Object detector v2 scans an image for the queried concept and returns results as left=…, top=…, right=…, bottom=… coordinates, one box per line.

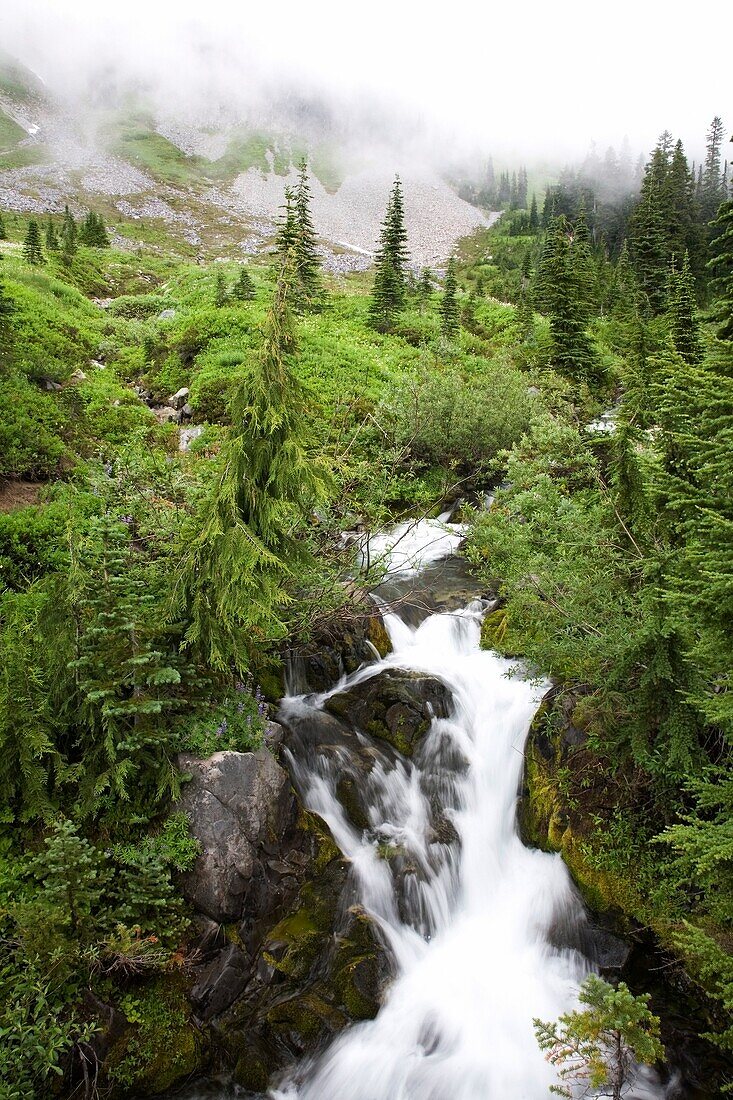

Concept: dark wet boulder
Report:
left=190, top=943, right=251, bottom=1020
left=285, top=610, right=392, bottom=693
left=325, top=668, right=452, bottom=756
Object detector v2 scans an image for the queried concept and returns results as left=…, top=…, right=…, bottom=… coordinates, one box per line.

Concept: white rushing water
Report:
left=271, top=517, right=664, bottom=1100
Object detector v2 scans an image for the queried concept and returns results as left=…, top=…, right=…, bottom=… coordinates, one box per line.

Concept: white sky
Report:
left=1, top=0, right=729, bottom=162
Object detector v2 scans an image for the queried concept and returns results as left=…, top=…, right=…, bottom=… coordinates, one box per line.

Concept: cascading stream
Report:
left=271, top=517, right=664, bottom=1100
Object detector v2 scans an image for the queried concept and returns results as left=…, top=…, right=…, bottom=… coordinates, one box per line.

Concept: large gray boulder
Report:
left=177, top=747, right=293, bottom=923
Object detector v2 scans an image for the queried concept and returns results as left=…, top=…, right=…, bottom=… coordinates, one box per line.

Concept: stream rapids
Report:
left=179, top=515, right=669, bottom=1100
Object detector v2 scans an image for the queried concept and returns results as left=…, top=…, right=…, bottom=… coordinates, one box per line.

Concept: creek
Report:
left=269, top=515, right=665, bottom=1099
left=173, top=514, right=675, bottom=1100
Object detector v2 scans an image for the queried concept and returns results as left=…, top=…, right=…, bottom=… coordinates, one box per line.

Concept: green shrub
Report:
left=380, top=355, right=535, bottom=473
left=0, top=376, right=67, bottom=479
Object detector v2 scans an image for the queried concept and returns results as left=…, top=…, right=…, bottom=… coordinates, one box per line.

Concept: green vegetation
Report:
left=534, top=975, right=664, bottom=1099
left=0, top=106, right=730, bottom=1095
left=0, top=108, right=25, bottom=150
left=465, top=118, right=733, bottom=1082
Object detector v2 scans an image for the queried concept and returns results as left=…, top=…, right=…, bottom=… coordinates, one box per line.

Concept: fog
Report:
left=1, top=0, right=728, bottom=166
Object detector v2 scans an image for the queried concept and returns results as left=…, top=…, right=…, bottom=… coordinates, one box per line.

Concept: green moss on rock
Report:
left=367, top=614, right=392, bottom=658
left=107, top=979, right=205, bottom=1095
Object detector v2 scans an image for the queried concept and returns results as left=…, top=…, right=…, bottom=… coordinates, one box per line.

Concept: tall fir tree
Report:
left=174, top=257, right=329, bottom=672
left=707, top=199, right=733, bottom=352
left=0, top=210, right=6, bottom=240
left=701, top=117, right=727, bottom=222
left=528, top=193, right=539, bottom=232
left=22, top=220, right=44, bottom=265
left=368, top=178, right=410, bottom=331
left=60, top=205, right=77, bottom=263
left=45, top=219, right=59, bottom=251
left=439, top=257, right=460, bottom=338
left=292, top=159, right=323, bottom=307
left=628, top=164, right=669, bottom=313
left=274, top=187, right=299, bottom=258
left=669, top=252, right=703, bottom=365
left=231, top=266, right=256, bottom=302
left=544, top=216, right=598, bottom=379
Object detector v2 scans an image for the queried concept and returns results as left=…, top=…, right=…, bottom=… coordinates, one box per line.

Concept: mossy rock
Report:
left=336, top=774, right=371, bottom=831
left=325, top=669, right=451, bottom=756
left=257, top=661, right=285, bottom=704
left=265, top=990, right=347, bottom=1049
left=332, top=908, right=388, bottom=1020
left=298, top=807, right=341, bottom=872
left=479, top=606, right=523, bottom=655
left=233, top=1044, right=274, bottom=1091
left=106, top=979, right=206, bottom=1096
left=367, top=613, right=392, bottom=658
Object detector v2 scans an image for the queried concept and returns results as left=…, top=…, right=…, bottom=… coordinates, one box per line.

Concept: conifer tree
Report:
left=669, top=252, right=703, bottom=365
left=534, top=975, right=663, bottom=1100
left=174, top=257, right=329, bottom=673
left=517, top=166, right=528, bottom=209
left=528, top=193, right=539, bottom=232
left=60, top=205, right=77, bottom=263
left=701, top=116, right=727, bottom=222
left=663, top=140, right=704, bottom=276
left=418, top=267, right=433, bottom=313
left=440, top=256, right=460, bottom=338
left=0, top=210, right=6, bottom=240
left=22, top=219, right=44, bottom=265
left=231, top=266, right=256, bottom=302
left=368, top=178, right=410, bottom=331
left=214, top=269, right=228, bottom=308
left=707, top=199, right=733, bottom=350
left=275, top=187, right=298, bottom=257
left=292, top=158, right=323, bottom=306
left=628, top=172, right=669, bottom=313
left=544, top=216, right=598, bottom=379
left=45, top=219, right=59, bottom=251
left=572, top=203, right=598, bottom=315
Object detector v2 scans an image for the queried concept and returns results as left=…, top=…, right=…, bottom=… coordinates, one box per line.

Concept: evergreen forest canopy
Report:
left=0, top=113, right=732, bottom=1097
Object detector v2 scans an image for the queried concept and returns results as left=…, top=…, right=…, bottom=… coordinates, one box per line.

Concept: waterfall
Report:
left=270, top=517, right=663, bottom=1100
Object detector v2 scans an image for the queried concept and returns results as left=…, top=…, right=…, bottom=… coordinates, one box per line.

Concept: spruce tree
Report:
left=440, top=256, right=460, bottom=338
left=292, top=158, right=323, bottom=306
left=214, top=269, right=228, bottom=308
left=275, top=187, right=298, bottom=256
left=174, top=257, right=329, bottom=672
left=45, top=219, right=59, bottom=251
left=0, top=211, right=6, bottom=240
left=707, top=199, right=733, bottom=350
left=78, top=211, right=110, bottom=248
left=545, top=216, right=598, bottom=379
left=22, top=220, right=44, bottom=265
left=60, top=205, right=77, bottom=263
left=669, top=252, right=703, bottom=365
left=528, top=194, right=539, bottom=232
left=628, top=172, right=669, bottom=313
left=368, top=178, right=410, bottom=331
left=517, top=166, right=528, bottom=209
left=231, top=266, right=256, bottom=302
left=385, top=176, right=410, bottom=280
left=701, top=117, right=727, bottom=222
